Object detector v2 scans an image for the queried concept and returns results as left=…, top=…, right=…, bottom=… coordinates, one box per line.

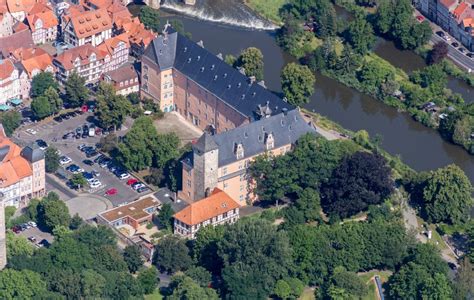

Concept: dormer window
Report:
left=265, top=132, right=274, bottom=150
left=235, top=143, right=244, bottom=160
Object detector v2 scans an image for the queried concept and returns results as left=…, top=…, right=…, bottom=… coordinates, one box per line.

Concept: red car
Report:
left=127, top=178, right=138, bottom=186
left=105, top=188, right=118, bottom=196
left=416, top=15, right=425, bottom=22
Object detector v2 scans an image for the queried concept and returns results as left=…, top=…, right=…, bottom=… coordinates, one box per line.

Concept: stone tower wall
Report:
left=192, top=149, right=218, bottom=201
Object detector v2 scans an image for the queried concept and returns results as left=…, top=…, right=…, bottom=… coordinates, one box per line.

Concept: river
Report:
left=128, top=3, right=474, bottom=182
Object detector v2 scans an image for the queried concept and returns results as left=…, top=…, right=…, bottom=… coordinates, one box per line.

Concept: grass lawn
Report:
left=359, top=270, right=392, bottom=300
left=299, top=287, right=316, bottom=300
left=244, top=0, right=288, bottom=25
left=144, top=289, right=164, bottom=300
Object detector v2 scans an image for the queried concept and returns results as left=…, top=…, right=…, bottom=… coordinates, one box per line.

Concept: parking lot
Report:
left=15, top=111, right=147, bottom=207
left=17, top=226, right=54, bottom=248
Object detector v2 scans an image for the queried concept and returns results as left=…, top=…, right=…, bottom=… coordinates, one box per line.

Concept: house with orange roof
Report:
left=62, top=7, right=112, bottom=47
left=19, top=49, right=55, bottom=78
left=5, top=0, right=45, bottom=21
left=96, top=32, right=129, bottom=72
left=173, top=188, right=241, bottom=239
left=25, top=8, right=58, bottom=44
left=53, top=43, right=105, bottom=83
left=0, top=124, right=45, bottom=207
left=0, top=5, right=14, bottom=37
left=114, top=16, right=156, bottom=56
left=0, top=58, right=30, bottom=104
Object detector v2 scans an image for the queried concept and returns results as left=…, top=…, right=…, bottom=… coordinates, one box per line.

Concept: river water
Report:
left=128, top=3, right=474, bottom=182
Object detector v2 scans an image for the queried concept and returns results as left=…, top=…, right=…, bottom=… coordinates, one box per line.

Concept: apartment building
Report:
left=0, top=58, right=30, bottom=104
left=53, top=43, right=105, bottom=83
left=141, top=27, right=293, bottom=128
left=62, top=8, right=112, bottom=47
left=102, top=63, right=139, bottom=96
left=179, top=109, right=316, bottom=206
left=0, top=125, right=45, bottom=208
left=114, top=16, right=155, bottom=56
left=25, top=8, right=58, bottom=44
left=174, top=188, right=240, bottom=239
left=12, top=47, right=55, bottom=79
left=96, top=33, right=129, bottom=73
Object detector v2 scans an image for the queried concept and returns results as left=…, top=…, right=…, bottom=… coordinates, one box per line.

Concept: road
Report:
left=431, top=33, right=474, bottom=72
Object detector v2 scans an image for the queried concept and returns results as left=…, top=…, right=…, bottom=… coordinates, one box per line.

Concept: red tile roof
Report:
left=0, top=59, right=15, bottom=80
left=96, top=32, right=129, bottom=56
left=174, top=189, right=241, bottom=226
left=26, top=9, right=57, bottom=31
left=69, top=8, right=112, bottom=39
left=0, top=134, right=32, bottom=188
left=54, top=43, right=105, bottom=70
left=0, top=29, right=34, bottom=56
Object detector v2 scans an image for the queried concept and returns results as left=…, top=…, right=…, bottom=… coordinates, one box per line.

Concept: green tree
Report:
left=31, top=72, right=59, bottom=98
left=218, top=219, right=292, bottom=299
left=156, top=203, right=173, bottom=230
left=184, top=266, right=212, bottom=287
left=274, top=279, right=292, bottom=299
left=153, top=133, right=180, bottom=168
left=65, top=72, right=89, bottom=108
left=193, top=225, right=225, bottom=274
left=224, top=54, right=237, bottom=66
left=27, top=198, right=40, bottom=221
left=154, top=235, right=193, bottom=274
left=358, top=60, right=391, bottom=92
left=96, top=82, right=132, bottom=130
left=43, top=86, right=62, bottom=114
left=38, top=194, right=71, bottom=231
left=453, top=258, right=474, bottom=300
left=70, top=173, right=87, bottom=189
left=326, top=267, right=368, bottom=299
left=168, top=275, right=219, bottom=300
left=117, top=116, right=158, bottom=171
left=410, top=64, right=447, bottom=95
left=138, top=267, right=159, bottom=294
left=139, top=6, right=161, bottom=32
left=346, top=14, right=376, bottom=55
left=428, top=41, right=449, bottom=65
left=80, top=269, right=106, bottom=298
left=0, top=111, right=21, bottom=136
left=236, top=47, right=264, bottom=81
left=69, top=213, right=84, bottom=230
left=31, top=96, right=52, bottom=120
left=321, top=151, right=394, bottom=219
left=281, top=63, right=315, bottom=106
left=123, top=245, right=143, bottom=273
left=6, top=231, right=35, bottom=259
left=45, top=147, right=60, bottom=173
left=0, top=269, right=47, bottom=300
left=422, top=164, right=473, bottom=224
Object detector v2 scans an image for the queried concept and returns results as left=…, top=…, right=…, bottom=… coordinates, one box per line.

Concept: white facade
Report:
left=31, top=19, right=58, bottom=44
left=0, top=11, right=14, bottom=37
left=174, top=208, right=239, bottom=239
left=63, top=21, right=112, bottom=47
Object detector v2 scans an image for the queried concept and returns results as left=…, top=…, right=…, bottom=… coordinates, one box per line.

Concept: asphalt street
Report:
left=431, top=34, right=474, bottom=72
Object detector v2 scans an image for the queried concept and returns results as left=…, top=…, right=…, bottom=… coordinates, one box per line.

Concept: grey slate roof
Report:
left=193, top=132, right=218, bottom=153
left=0, top=145, right=10, bottom=162
left=21, top=143, right=44, bottom=163
left=211, top=109, right=316, bottom=166
left=144, top=27, right=294, bottom=120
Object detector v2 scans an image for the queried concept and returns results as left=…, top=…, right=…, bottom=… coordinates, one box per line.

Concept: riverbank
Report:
left=242, top=0, right=286, bottom=25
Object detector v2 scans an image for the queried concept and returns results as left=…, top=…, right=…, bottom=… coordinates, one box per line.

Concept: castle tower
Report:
left=192, top=133, right=218, bottom=201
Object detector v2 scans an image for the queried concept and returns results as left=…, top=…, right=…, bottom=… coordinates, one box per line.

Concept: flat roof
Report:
left=99, top=197, right=160, bottom=223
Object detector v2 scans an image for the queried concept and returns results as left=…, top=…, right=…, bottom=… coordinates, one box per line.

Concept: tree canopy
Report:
left=31, top=72, right=59, bottom=98
left=65, top=72, right=89, bottom=108
left=281, top=63, right=315, bottom=106
left=236, top=47, right=264, bottom=81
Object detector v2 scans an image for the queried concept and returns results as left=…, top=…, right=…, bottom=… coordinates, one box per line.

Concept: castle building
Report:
left=141, top=27, right=316, bottom=206
left=140, top=27, right=293, bottom=134
left=0, top=125, right=45, bottom=208
left=179, top=109, right=316, bottom=206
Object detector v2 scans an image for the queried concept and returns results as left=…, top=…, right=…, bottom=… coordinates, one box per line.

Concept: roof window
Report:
left=187, top=58, right=192, bottom=63
left=211, top=64, right=215, bottom=70
left=223, top=73, right=227, bottom=78
left=200, top=67, right=205, bottom=72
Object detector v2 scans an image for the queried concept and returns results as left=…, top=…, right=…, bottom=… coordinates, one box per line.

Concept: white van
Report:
left=89, top=125, right=96, bottom=137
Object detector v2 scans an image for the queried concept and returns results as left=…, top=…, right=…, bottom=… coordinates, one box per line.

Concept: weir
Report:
left=160, top=0, right=278, bottom=30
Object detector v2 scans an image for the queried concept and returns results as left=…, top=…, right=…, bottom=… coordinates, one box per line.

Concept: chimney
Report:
left=237, top=67, right=246, bottom=75
left=257, top=80, right=266, bottom=88
left=282, top=108, right=288, bottom=115
left=249, top=76, right=256, bottom=84
left=217, top=53, right=223, bottom=60
left=197, top=40, right=204, bottom=48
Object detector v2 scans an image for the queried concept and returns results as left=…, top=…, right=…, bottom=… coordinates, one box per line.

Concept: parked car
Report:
left=127, top=178, right=138, bottom=185
left=54, top=116, right=63, bottom=123
left=35, top=139, right=48, bottom=150
left=83, top=159, right=94, bottom=166
left=459, top=47, right=466, bottom=53
left=91, top=170, right=100, bottom=177
left=63, top=132, right=75, bottom=139
left=59, top=156, right=72, bottom=165
left=118, top=172, right=130, bottom=180
left=436, top=30, right=445, bottom=37
left=12, top=225, right=21, bottom=233
left=26, top=128, right=37, bottom=135
left=89, top=125, right=96, bottom=137
left=28, top=236, right=37, bottom=243
left=105, top=188, right=118, bottom=196
left=67, top=164, right=84, bottom=174
left=28, top=221, right=37, bottom=227
left=132, top=182, right=145, bottom=190
left=86, top=150, right=98, bottom=158
left=467, top=52, right=474, bottom=58
left=89, top=180, right=102, bottom=188
left=416, top=15, right=424, bottom=22
left=137, top=186, right=150, bottom=193
left=451, top=42, right=459, bottom=47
